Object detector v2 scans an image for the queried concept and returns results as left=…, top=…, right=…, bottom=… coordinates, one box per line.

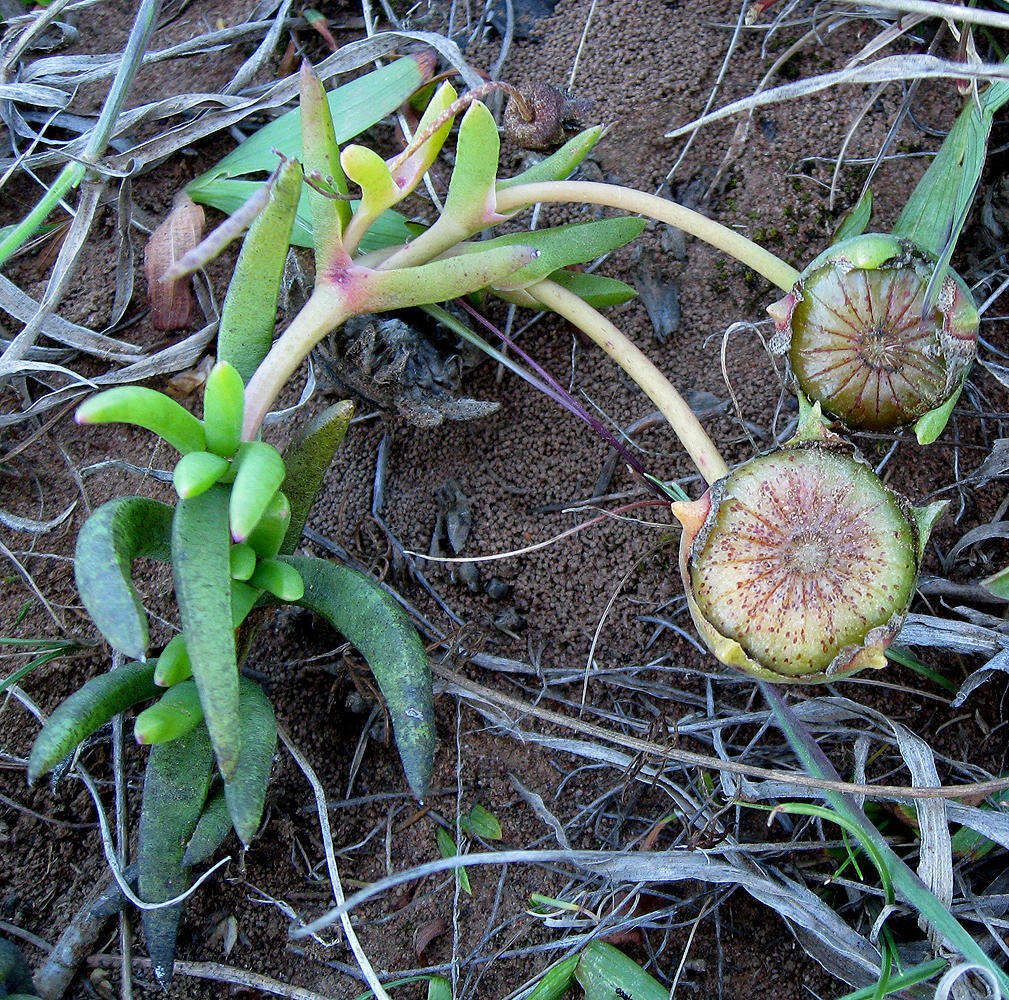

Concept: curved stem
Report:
left=242, top=287, right=348, bottom=440
left=498, top=181, right=800, bottom=292
left=529, top=279, right=730, bottom=485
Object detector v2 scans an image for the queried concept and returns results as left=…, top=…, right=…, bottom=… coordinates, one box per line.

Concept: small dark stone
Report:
left=485, top=577, right=513, bottom=600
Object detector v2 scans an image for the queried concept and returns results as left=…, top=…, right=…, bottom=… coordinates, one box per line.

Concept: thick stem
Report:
left=242, top=287, right=348, bottom=440
left=498, top=181, right=800, bottom=292
left=530, top=279, right=730, bottom=485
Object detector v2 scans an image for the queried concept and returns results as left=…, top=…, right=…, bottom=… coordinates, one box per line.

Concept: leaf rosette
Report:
left=672, top=408, right=945, bottom=683
left=768, top=234, right=979, bottom=432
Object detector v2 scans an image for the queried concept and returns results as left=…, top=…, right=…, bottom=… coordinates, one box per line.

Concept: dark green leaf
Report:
left=182, top=787, right=230, bottom=867
left=74, top=497, right=173, bottom=659
left=547, top=267, right=638, bottom=308
left=224, top=679, right=277, bottom=845
left=172, top=487, right=240, bottom=779
left=217, top=159, right=302, bottom=384
left=282, top=555, right=435, bottom=798
left=833, top=188, right=872, bottom=242
left=28, top=660, right=159, bottom=783
left=497, top=125, right=603, bottom=190
left=139, top=724, right=215, bottom=984
left=280, top=401, right=354, bottom=554
left=435, top=827, right=471, bottom=894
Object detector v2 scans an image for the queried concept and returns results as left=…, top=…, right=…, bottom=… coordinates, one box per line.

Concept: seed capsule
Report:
left=672, top=407, right=944, bottom=682
left=768, top=234, right=979, bottom=431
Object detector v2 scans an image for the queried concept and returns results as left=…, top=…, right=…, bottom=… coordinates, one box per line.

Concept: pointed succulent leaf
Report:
left=442, top=102, right=502, bottom=230
left=914, top=382, right=963, bottom=446
left=139, top=723, right=215, bottom=984
left=451, top=217, right=646, bottom=291
left=360, top=244, right=537, bottom=313
left=173, top=450, right=230, bottom=500
left=172, top=486, right=240, bottom=779
left=187, top=57, right=426, bottom=190
left=154, top=634, right=191, bottom=687
left=912, top=501, right=949, bottom=563
left=280, top=400, right=354, bottom=554
left=299, top=60, right=351, bottom=262
left=389, top=81, right=458, bottom=195
left=497, top=124, right=604, bottom=191
left=217, top=158, right=303, bottom=384
left=282, top=555, right=435, bottom=798
left=75, top=497, right=174, bottom=659
left=231, top=580, right=262, bottom=629
left=246, top=491, right=291, bottom=560
left=547, top=268, right=638, bottom=308
left=76, top=387, right=206, bottom=455
left=27, top=660, right=159, bottom=783
left=223, top=678, right=277, bottom=845
left=203, top=362, right=244, bottom=457
left=182, top=788, right=230, bottom=866
left=249, top=558, right=304, bottom=601
left=229, top=542, right=257, bottom=581
left=229, top=442, right=287, bottom=542
left=134, top=680, right=204, bottom=745
left=340, top=144, right=400, bottom=254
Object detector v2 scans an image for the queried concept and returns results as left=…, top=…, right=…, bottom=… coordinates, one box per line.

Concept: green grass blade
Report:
left=281, top=555, right=435, bottom=798
left=575, top=941, right=668, bottom=1000
left=760, top=681, right=1009, bottom=997
left=186, top=58, right=424, bottom=191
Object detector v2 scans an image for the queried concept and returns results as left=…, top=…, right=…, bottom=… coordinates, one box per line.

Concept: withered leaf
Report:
left=145, top=192, right=204, bottom=331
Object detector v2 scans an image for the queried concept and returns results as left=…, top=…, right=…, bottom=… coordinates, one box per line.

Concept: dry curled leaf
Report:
left=144, top=193, right=204, bottom=331
left=414, top=915, right=447, bottom=958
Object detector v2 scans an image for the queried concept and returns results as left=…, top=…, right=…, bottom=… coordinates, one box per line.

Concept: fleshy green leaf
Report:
left=280, top=401, right=354, bottom=554
left=172, top=486, right=240, bottom=779
left=217, top=159, right=302, bottom=384
left=524, top=956, right=579, bottom=1000
left=452, top=217, right=647, bottom=291
left=281, top=555, right=435, bottom=798
left=548, top=268, right=638, bottom=308
left=834, top=188, right=872, bottom=242
left=27, top=660, right=160, bottom=783
left=914, top=382, right=963, bottom=446
left=223, top=679, right=277, bottom=845
left=389, top=81, right=457, bottom=195
left=981, top=565, right=1009, bottom=600
left=341, top=144, right=401, bottom=253
left=361, top=244, right=536, bottom=313
left=497, top=124, right=604, bottom=190
left=462, top=803, right=502, bottom=840
left=139, top=723, right=215, bottom=984
left=299, top=60, right=351, bottom=263
left=74, top=497, right=174, bottom=659
left=182, top=788, right=230, bottom=867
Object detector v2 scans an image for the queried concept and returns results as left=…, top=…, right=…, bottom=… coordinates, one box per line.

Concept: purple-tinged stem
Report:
left=529, top=279, right=730, bottom=485
left=457, top=299, right=671, bottom=499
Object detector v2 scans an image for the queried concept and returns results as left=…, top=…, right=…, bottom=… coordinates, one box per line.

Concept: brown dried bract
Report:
left=144, top=193, right=205, bottom=331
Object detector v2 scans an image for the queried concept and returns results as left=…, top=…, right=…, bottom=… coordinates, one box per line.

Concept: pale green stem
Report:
left=498, top=181, right=800, bottom=292
left=529, top=279, right=730, bottom=485
left=242, top=287, right=348, bottom=440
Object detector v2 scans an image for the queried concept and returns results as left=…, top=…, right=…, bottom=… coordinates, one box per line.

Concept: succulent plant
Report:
left=768, top=234, right=979, bottom=433
left=671, top=406, right=945, bottom=683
